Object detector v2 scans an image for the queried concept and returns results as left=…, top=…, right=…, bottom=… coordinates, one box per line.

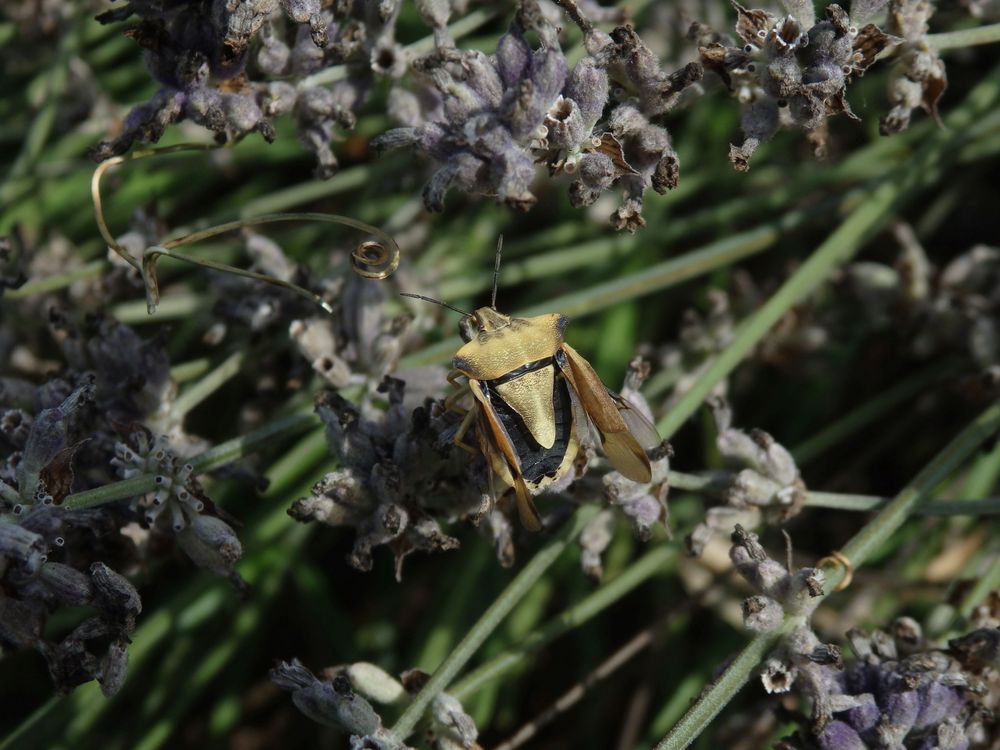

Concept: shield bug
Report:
left=403, top=242, right=662, bottom=530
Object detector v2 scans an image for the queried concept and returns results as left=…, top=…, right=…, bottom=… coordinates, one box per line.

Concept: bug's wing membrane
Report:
left=559, top=344, right=655, bottom=484
left=610, top=392, right=663, bottom=451
left=469, top=380, right=543, bottom=531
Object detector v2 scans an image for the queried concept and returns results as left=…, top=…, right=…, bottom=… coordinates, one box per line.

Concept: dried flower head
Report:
left=687, top=399, right=805, bottom=555
left=880, top=0, right=947, bottom=134
left=699, top=0, right=896, bottom=170
left=373, top=0, right=700, bottom=230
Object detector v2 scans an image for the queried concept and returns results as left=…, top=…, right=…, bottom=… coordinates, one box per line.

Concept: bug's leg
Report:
left=445, top=369, right=471, bottom=414
left=452, top=408, right=479, bottom=455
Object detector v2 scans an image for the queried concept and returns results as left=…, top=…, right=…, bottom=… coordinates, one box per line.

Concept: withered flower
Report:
left=698, top=0, right=895, bottom=170
left=880, top=0, right=947, bottom=134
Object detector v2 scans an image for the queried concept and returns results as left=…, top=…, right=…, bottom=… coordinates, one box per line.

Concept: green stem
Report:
left=792, top=362, right=957, bottom=464
left=170, top=350, right=246, bottom=420
left=62, top=412, right=320, bottom=509
left=655, top=397, right=1000, bottom=750
left=929, top=22, right=1000, bottom=51
left=1, top=479, right=21, bottom=505
left=450, top=543, right=677, bottom=701
left=3, top=261, right=106, bottom=299
left=169, top=358, right=212, bottom=383
left=400, top=193, right=843, bottom=369
left=805, top=492, right=1000, bottom=515
left=0, top=16, right=81, bottom=208
left=111, top=294, right=206, bottom=325
left=654, top=62, right=1000, bottom=442
left=667, top=470, right=1000, bottom=515
left=833, top=399, right=1000, bottom=585
left=956, top=547, right=1000, bottom=622
left=389, top=505, right=599, bottom=742
left=655, top=180, right=901, bottom=440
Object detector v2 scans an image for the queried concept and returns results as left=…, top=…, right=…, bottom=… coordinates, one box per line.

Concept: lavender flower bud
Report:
left=271, top=659, right=383, bottom=734
left=0, top=520, right=47, bottom=573
left=816, top=720, right=867, bottom=750
left=844, top=691, right=880, bottom=733
left=39, top=562, right=94, bottom=607
left=544, top=96, right=585, bottom=150
left=743, top=595, right=785, bottom=632
left=922, top=719, right=969, bottom=750
left=16, top=383, right=94, bottom=502
left=430, top=692, right=478, bottom=748
left=89, top=562, right=141, bottom=632
left=913, top=679, right=965, bottom=730
left=416, top=0, right=451, bottom=31
left=99, top=639, right=130, bottom=697
left=892, top=616, right=923, bottom=654
left=1, top=409, right=32, bottom=449
left=280, top=0, right=327, bottom=47
left=371, top=127, right=420, bottom=157
left=423, top=153, right=485, bottom=212
left=493, top=27, right=531, bottom=89
left=729, top=525, right=787, bottom=594
left=346, top=663, right=407, bottom=705
left=579, top=152, right=616, bottom=189
left=729, top=468, right=784, bottom=508
left=877, top=678, right=920, bottom=745
left=258, top=26, right=291, bottom=76
left=565, top=57, right=609, bottom=129
left=505, top=48, right=567, bottom=141
left=580, top=509, right=615, bottom=580
left=262, top=81, right=298, bottom=117
left=176, top=514, right=243, bottom=581
left=782, top=567, right=826, bottom=613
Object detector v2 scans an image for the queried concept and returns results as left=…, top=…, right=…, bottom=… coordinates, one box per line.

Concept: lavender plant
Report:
left=2, top=1, right=1000, bottom=749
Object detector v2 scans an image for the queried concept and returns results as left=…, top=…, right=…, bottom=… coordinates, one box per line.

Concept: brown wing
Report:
left=512, top=474, right=542, bottom=531
left=469, top=380, right=543, bottom=531
left=558, top=344, right=654, bottom=484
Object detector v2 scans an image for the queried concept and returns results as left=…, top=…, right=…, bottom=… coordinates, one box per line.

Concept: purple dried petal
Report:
left=913, top=680, right=965, bottom=730
left=844, top=692, right=880, bottom=734
left=496, top=28, right=532, bottom=89
left=816, top=719, right=867, bottom=750
left=565, top=56, right=609, bottom=130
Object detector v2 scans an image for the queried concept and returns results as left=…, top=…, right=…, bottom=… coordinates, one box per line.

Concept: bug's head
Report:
left=459, top=306, right=512, bottom=342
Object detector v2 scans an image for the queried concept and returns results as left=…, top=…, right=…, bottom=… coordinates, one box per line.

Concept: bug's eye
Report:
left=459, top=316, right=476, bottom=342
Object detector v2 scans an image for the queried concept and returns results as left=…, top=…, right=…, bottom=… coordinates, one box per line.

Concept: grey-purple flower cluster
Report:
left=374, top=0, right=701, bottom=230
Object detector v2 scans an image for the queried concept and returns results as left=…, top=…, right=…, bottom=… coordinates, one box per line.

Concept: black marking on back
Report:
left=482, top=367, right=574, bottom=485
left=491, top=356, right=553, bottom=386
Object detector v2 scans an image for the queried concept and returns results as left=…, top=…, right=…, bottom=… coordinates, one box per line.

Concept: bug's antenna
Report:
left=490, top=235, right=503, bottom=310
left=400, top=292, right=472, bottom=316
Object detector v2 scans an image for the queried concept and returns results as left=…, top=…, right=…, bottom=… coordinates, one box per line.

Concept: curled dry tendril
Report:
left=92, top=143, right=401, bottom=315
left=351, top=240, right=400, bottom=280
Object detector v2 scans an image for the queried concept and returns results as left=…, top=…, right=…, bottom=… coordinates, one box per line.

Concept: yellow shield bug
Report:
left=403, top=241, right=662, bottom=531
